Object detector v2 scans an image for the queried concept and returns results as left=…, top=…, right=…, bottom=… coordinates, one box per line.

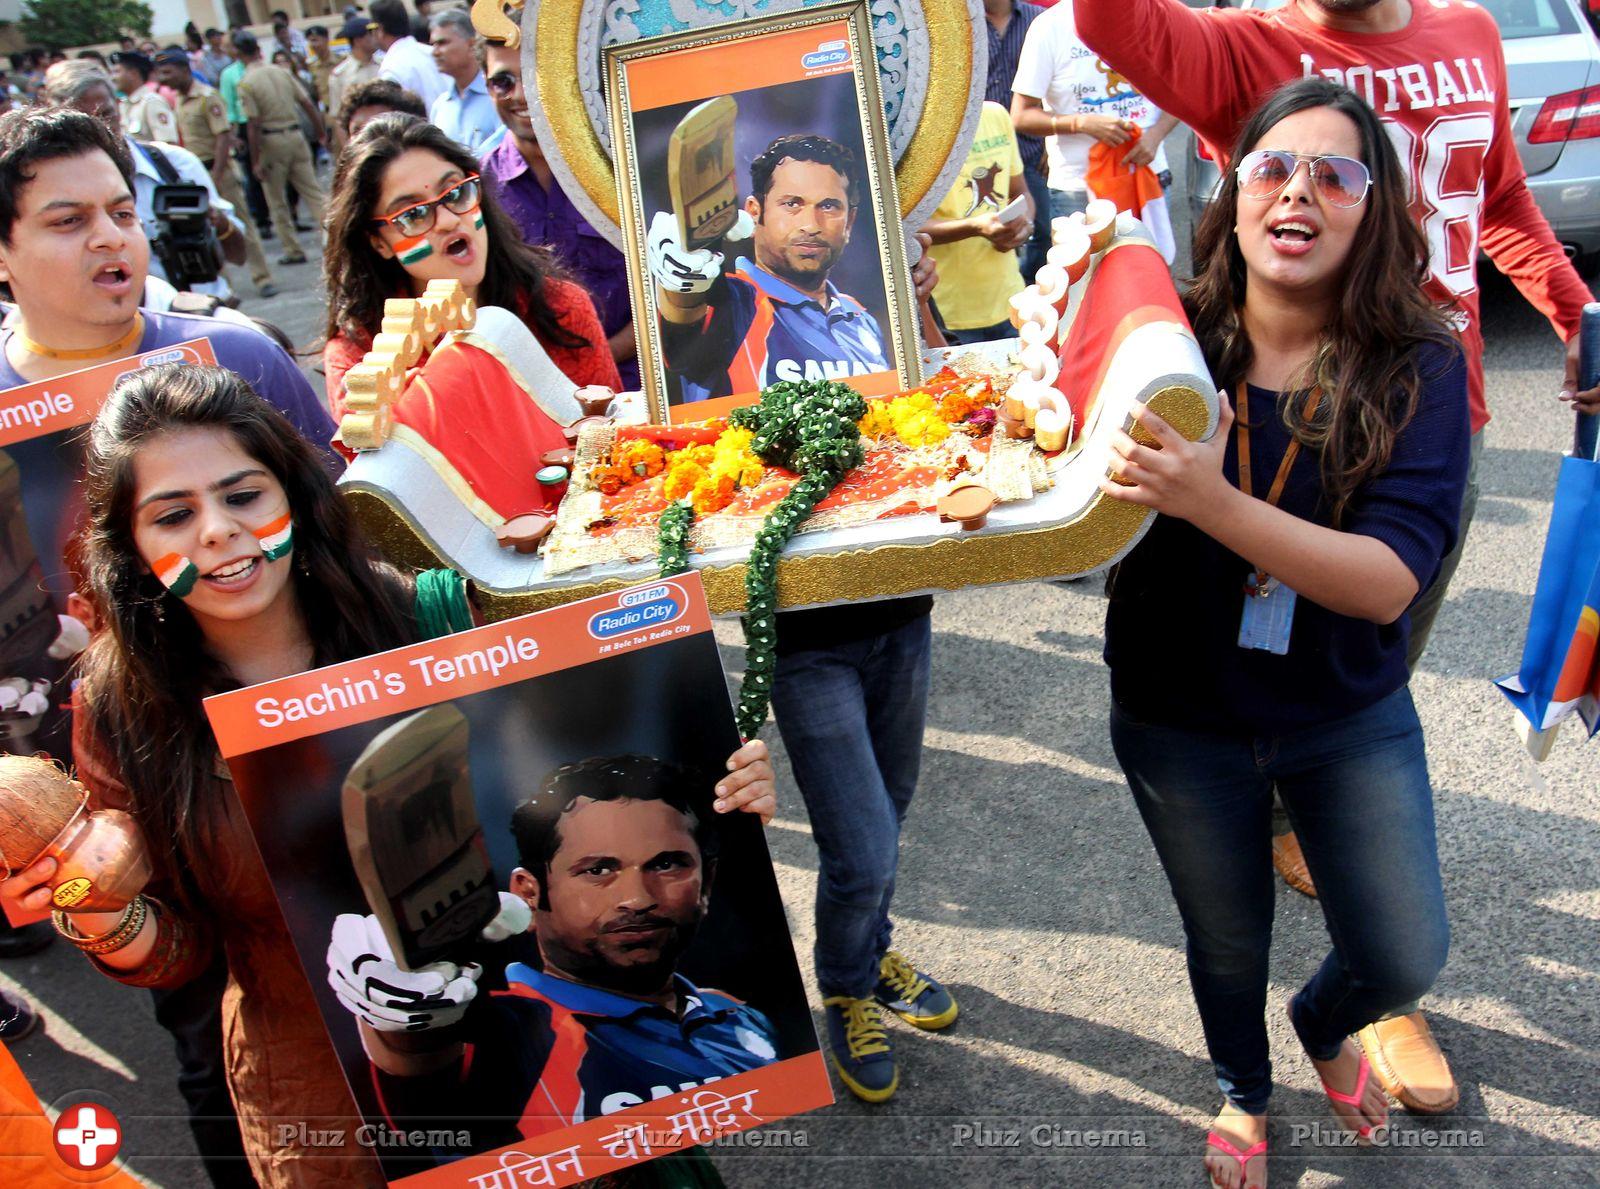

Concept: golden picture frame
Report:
left=512, top=0, right=980, bottom=236
left=603, top=1, right=923, bottom=423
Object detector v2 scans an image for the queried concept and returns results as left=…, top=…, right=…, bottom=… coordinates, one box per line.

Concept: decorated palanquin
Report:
left=540, top=368, right=1049, bottom=579
left=337, top=207, right=1220, bottom=619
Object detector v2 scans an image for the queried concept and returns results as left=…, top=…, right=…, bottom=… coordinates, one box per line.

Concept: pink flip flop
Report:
left=1319, top=1049, right=1380, bottom=1139
left=1207, top=1131, right=1267, bottom=1188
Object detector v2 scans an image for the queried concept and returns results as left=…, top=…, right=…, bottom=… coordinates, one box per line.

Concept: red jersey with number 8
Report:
left=1078, top=0, right=1594, bottom=431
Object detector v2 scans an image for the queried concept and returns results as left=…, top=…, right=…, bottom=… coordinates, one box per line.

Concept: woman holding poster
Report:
left=0, top=365, right=775, bottom=1188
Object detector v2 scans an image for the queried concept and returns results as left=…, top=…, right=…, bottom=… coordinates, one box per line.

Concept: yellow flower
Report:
left=663, top=460, right=707, bottom=501
left=706, top=425, right=765, bottom=489
left=859, top=402, right=895, bottom=440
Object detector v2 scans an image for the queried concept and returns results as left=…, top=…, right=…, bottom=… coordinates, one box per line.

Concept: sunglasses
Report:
left=485, top=71, right=518, bottom=98
left=1235, top=150, right=1371, bottom=208
left=372, top=175, right=482, bottom=238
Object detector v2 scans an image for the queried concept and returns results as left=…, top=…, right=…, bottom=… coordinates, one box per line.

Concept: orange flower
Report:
left=686, top=472, right=738, bottom=515
left=617, top=439, right=667, bottom=477
left=590, top=464, right=631, bottom=496
left=939, top=390, right=985, bottom=423
left=663, top=460, right=707, bottom=501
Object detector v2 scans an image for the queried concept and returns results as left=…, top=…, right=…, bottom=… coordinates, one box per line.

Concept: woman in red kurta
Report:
left=321, top=115, right=620, bottom=418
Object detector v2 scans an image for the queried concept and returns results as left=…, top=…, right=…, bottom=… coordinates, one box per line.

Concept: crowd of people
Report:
left=0, top=1, right=1596, bottom=1188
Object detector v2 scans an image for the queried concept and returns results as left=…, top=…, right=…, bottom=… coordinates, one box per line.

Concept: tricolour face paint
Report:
left=395, top=233, right=433, bottom=265
left=154, top=553, right=199, bottom=598
left=253, top=513, right=294, bottom=561
left=472, top=210, right=484, bottom=230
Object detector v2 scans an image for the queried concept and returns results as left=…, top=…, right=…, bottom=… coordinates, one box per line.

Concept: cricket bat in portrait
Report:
left=668, top=95, right=740, bottom=252
left=341, top=705, right=501, bottom=971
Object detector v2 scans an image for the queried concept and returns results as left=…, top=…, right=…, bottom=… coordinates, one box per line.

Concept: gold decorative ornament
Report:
left=510, top=0, right=980, bottom=232
left=338, top=280, right=475, bottom=452
left=471, top=0, right=525, bottom=49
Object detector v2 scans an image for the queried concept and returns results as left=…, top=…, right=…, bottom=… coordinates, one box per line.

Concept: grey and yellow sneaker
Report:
left=874, top=950, right=958, bottom=1030
left=824, top=995, right=898, bottom=1102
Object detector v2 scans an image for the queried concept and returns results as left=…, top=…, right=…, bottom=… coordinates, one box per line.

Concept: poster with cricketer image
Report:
left=607, top=1, right=919, bottom=422
left=203, top=573, right=830, bottom=1188
left=0, top=340, right=217, bottom=925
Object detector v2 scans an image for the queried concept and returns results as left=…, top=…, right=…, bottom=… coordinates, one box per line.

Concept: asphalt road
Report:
left=4, top=135, right=1599, bottom=1187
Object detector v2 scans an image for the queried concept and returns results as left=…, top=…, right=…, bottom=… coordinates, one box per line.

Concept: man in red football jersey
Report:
left=1079, top=0, right=1597, bottom=1128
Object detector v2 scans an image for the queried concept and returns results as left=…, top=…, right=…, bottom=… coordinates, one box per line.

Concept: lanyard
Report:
left=1236, top=382, right=1321, bottom=594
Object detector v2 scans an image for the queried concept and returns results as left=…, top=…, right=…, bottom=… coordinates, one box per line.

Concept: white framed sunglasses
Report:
left=1235, top=150, right=1372, bottom=208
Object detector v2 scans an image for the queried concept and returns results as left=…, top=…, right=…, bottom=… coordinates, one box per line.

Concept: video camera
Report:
left=149, top=183, right=225, bottom=293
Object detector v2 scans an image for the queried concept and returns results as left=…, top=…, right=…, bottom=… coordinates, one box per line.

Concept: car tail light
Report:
left=1528, top=86, right=1600, bottom=144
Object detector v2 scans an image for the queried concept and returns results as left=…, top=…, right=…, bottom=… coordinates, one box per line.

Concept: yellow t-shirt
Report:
left=929, top=102, right=1026, bottom=332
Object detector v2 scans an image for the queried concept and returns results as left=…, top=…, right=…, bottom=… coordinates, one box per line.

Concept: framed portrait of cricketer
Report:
left=203, top=574, right=830, bottom=1189
left=0, top=340, right=217, bottom=926
left=605, top=0, right=921, bottom=422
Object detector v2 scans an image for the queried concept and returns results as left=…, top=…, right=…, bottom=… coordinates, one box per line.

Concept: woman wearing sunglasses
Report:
left=321, top=115, right=620, bottom=417
left=1099, top=77, right=1469, bottom=1189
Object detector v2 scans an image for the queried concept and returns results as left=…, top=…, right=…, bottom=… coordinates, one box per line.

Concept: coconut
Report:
left=0, top=753, right=87, bottom=876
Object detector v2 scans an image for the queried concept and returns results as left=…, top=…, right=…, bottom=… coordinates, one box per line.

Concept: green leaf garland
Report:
left=657, top=499, right=695, bottom=578
left=730, top=380, right=866, bottom=736
left=653, top=378, right=867, bottom=737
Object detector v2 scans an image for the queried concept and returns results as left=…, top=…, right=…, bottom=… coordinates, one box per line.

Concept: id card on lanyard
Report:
left=1236, top=383, right=1320, bottom=656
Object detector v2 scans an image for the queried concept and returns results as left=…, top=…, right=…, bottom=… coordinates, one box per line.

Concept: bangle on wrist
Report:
left=54, top=895, right=148, bottom=955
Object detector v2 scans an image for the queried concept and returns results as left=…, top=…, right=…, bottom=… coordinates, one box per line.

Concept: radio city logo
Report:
left=115, top=344, right=208, bottom=386
left=52, top=1101, right=123, bottom=1171
left=802, top=39, right=850, bottom=70
left=588, top=581, right=689, bottom=640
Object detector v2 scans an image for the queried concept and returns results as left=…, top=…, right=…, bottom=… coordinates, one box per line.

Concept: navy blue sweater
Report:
left=1104, top=340, right=1470, bottom=735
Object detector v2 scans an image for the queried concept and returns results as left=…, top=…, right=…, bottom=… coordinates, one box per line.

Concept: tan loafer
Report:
left=1271, top=831, right=1318, bottom=898
left=1357, top=1012, right=1460, bottom=1114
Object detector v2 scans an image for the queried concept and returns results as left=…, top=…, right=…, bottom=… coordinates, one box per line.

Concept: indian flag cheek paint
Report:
left=154, top=553, right=199, bottom=598
left=253, top=513, right=294, bottom=562
left=396, top=233, right=433, bottom=265
left=472, top=210, right=484, bottom=230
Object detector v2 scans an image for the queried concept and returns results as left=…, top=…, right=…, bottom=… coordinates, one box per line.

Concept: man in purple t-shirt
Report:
left=477, top=41, right=638, bottom=390
left=0, top=106, right=333, bottom=449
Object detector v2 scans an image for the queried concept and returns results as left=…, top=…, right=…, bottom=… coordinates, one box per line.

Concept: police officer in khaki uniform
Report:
left=110, top=51, right=178, bottom=144
left=328, top=16, right=382, bottom=152
left=306, top=25, right=336, bottom=110
left=233, top=31, right=326, bottom=265
left=154, top=49, right=278, bottom=298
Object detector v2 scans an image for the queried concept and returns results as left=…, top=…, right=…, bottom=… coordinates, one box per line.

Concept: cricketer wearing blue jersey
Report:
left=370, top=962, right=778, bottom=1146
left=332, top=755, right=781, bottom=1145
left=648, top=133, right=891, bottom=404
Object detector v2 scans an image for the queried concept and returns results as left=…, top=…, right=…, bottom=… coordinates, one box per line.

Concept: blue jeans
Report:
left=1048, top=187, right=1089, bottom=223
left=770, top=614, right=932, bottom=999
left=1110, top=686, right=1449, bottom=1113
left=1020, top=160, right=1052, bottom=283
